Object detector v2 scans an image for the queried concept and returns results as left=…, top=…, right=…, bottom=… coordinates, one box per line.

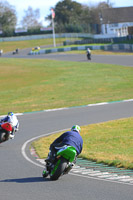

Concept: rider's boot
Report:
left=42, top=170, right=49, bottom=178
left=10, top=132, right=15, bottom=139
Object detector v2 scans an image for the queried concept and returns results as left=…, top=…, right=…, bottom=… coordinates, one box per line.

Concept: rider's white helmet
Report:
left=71, top=125, right=81, bottom=133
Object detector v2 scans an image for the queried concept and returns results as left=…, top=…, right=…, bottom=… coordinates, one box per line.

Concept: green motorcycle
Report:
left=42, top=145, right=77, bottom=180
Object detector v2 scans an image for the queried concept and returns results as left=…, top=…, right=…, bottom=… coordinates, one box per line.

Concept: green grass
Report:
left=81, top=117, right=133, bottom=169
left=0, top=58, right=133, bottom=114
left=58, top=49, right=133, bottom=55
left=1, top=38, right=133, bottom=56
left=32, top=117, right=133, bottom=169
left=0, top=38, right=67, bottom=53
left=0, top=37, right=86, bottom=53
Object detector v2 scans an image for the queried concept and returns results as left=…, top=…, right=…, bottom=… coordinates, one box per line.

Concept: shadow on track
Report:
left=0, top=177, right=50, bottom=183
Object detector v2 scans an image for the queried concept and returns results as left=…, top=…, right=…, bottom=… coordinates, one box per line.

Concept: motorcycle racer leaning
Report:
left=46, top=125, right=83, bottom=163
left=0, top=112, right=19, bottom=139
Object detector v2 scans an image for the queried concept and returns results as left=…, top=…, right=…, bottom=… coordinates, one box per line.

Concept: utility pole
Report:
left=51, top=8, right=56, bottom=47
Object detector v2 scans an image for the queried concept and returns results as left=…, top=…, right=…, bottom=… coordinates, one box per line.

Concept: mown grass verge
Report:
left=32, top=117, right=133, bottom=169
left=0, top=38, right=65, bottom=53
left=0, top=58, right=133, bottom=114
left=1, top=38, right=133, bottom=55
left=61, top=49, right=133, bottom=55
left=0, top=38, right=80, bottom=53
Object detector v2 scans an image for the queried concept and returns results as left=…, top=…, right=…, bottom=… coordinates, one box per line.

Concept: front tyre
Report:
left=50, top=157, right=67, bottom=180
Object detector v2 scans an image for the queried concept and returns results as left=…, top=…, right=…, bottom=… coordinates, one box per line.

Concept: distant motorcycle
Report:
left=42, top=145, right=77, bottom=180
left=0, top=122, right=13, bottom=143
left=87, top=52, right=91, bottom=60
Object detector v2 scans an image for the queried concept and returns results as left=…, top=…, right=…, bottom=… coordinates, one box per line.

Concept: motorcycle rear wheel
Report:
left=0, top=131, right=9, bottom=143
left=87, top=55, right=91, bottom=60
left=50, top=157, right=67, bottom=180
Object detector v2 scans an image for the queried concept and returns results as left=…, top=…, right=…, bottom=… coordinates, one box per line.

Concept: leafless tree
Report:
left=21, top=6, right=42, bottom=29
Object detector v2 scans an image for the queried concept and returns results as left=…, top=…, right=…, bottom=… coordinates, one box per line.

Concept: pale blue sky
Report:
left=3, top=0, right=133, bottom=27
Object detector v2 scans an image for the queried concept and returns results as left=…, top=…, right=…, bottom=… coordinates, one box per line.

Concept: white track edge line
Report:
left=21, top=129, right=67, bottom=168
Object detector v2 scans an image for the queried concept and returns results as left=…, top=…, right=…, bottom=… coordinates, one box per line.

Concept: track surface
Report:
left=0, top=51, right=133, bottom=200
left=3, top=49, right=133, bottom=67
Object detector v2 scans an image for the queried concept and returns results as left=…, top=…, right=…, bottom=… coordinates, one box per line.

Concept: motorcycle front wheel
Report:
left=50, top=157, right=67, bottom=180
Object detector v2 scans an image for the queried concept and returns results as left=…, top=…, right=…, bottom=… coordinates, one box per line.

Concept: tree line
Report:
left=0, top=0, right=112, bottom=37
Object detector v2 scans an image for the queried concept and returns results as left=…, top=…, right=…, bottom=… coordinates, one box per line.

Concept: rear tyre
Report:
left=0, top=131, right=9, bottom=143
left=50, top=158, right=67, bottom=180
left=87, top=54, right=91, bottom=60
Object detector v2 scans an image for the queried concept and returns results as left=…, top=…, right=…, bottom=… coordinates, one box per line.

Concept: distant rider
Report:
left=46, top=125, right=83, bottom=162
left=86, top=48, right=91, bottom=60
left=0, top=112, right=19, bottom=139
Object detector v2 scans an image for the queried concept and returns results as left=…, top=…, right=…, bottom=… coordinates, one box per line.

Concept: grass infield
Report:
left=0, top=38, right=65, bottom=53
left=1, top=38, right=133, bottom=55
left=0, top=58, right=132, bottom=114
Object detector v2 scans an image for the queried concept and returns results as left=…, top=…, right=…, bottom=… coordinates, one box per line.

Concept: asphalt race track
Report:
left=0, top=50, right=133, bottom=200
left=3, top=49, right=133, bottom=67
